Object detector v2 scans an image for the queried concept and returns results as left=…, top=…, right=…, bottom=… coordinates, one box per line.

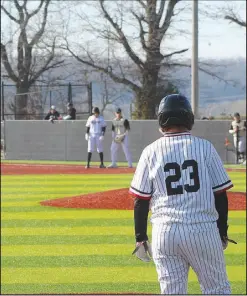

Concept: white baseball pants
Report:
left=152, top=222, right=231, bottom=295
left=110, top=135, right=132, bottom=166
left=233, top=136, right=246, bottom=153
left=88, top=134, right=103, bottom=153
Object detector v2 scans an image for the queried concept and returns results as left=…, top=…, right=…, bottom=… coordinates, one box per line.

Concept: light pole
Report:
left=192, top=0, right=199, bottom=119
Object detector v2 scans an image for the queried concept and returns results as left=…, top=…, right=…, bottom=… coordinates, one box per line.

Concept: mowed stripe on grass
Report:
left=2, top=243, right=246, bottom=257
left=2, top=266, right=246, bottom=284
left=2, top=253, right=245, bottom=268
left=1, top=170, right=246, bottom=294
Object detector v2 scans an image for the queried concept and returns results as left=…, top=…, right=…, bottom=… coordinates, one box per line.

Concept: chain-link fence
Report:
left=0, top=82, right=92, bottom=120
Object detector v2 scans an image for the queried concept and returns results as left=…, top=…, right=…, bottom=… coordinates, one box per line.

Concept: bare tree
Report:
left=224, top=6, right=246, bottom=28
left=95, top=77, right=131, bottom=116
left=63, top=0, right=191, bottom=119
left=1, top=0, right=64, bottom=119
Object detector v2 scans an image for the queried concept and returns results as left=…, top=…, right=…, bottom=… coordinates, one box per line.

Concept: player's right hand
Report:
left=132, top=241, right=152, bottom=262
left=85, top=134, right=89, bottom=141
left=221, top=236, right=237, bottom=251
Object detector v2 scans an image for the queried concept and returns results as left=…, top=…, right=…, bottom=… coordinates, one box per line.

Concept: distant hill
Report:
left=1, top=57, right=246, bottom=119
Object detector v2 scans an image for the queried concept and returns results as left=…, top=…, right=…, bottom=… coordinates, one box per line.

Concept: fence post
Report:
left=49, top=90, right=52, bottom=107
left=1, top=81, right=4, bottom=121
left=87, top=82, right=93, bottom=114
left=14, top=93, right=16, bottom=120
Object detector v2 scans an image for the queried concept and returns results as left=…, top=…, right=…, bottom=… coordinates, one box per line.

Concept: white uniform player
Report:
left=229, top=112, right=246, bottom=163
left=129, top=94, right=237, bottom=295
left=85, top=107, right=106, bottom=168
left=108, top=108, right=132, bottom=168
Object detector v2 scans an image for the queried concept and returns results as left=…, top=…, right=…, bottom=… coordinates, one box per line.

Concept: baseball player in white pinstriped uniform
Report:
left=129, top=94, right=237, bottom=295
left=85, top=107, right=106, bottom=168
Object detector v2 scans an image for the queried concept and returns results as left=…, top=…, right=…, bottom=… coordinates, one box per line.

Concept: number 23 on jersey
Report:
left=164, top=160, right=200, bottom=196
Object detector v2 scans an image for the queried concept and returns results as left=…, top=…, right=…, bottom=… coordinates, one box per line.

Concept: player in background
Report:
left=129, top=94, right=237, bottom=295
left=108, top=108, right=132, bottom=168
left=63, top=102, right=76, bottom=120
left=229, top=112, right=246, bottom=163
left=44, top=105, right=61, bottom=123
left=85, top=107, right=106, bottom=168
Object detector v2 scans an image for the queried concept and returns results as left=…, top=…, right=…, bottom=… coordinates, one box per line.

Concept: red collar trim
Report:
left=163, top=131, right=191, bottom=137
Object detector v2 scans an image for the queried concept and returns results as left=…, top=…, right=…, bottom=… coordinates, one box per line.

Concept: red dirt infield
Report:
left=1, top=163, right=246, bottom=175
left=1, top=163, right=135, bottom=175
left=40, top=188, right=246, bottom=211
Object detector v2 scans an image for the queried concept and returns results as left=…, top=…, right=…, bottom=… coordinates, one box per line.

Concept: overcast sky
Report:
left=1, top=0, right=246, bottom=60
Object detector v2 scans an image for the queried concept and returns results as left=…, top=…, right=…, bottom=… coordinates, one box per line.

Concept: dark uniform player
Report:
left=129, top=94, right=237, bottom=294
left=44, top=105, right=60, bottom=123
left=63, top=103, right=76, bottom=120
left=229, top=112, right=246, bottom=163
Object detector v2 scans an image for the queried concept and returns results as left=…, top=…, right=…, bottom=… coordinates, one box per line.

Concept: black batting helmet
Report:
left=92, top=107, right=100, bottom=114
left=158, top=94, right=194, bottom=130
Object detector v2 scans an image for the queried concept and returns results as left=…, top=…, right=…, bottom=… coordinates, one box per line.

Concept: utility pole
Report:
left=192, top=0, right=199, bottom=118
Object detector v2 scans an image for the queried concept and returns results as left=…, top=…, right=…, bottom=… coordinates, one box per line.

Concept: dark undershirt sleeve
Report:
left=134, top=198, right=150, bottom=242
left=214, top=190, right=228, bottom=238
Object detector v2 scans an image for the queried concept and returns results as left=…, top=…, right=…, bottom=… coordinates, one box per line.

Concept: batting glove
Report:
left=219, top=226, right=237, bottom=251
left=85, top=134, right=89, bottom=141
left=221, top=236, right=237, bottom=251
left=132, top=241, right=152, bottom=262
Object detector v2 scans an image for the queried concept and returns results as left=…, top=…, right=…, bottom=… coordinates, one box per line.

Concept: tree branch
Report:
left=28, top=38, right=62, bottom=86
left=157, top=0, right=166, bottom=24
left=160, top=0, right=179, bottom=34
left=137, top=0, right=147, bottom=10
left=29, top=0, right=50, bottom=48
left=1, top=5, right=20, bottom=24
left=99, top=0, right=144, bottom=70
left=162, top=61, right=236, bottom=85
left=27, top=0, right=45, bottom=19
left=1, top=43, right=18, bottom=82
left=162, top=48, right=188, bottom=59
left=13, top=0, right=22, bottom=11
left=225, top=15, right=246, bottom=27
left=131, top=11, right=148, bottom=51
left=64, top=43, right=140, bottom=92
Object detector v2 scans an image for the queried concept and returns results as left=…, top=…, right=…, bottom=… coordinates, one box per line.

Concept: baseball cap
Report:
left=116, top=108, right=122, bottom=113
left=234, top=112, right=240, bottom=117
left=51, top=105, right=56, bottom=110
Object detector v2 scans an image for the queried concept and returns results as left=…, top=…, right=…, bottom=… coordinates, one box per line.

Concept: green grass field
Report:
left=1, top=163, right=246, bottom=294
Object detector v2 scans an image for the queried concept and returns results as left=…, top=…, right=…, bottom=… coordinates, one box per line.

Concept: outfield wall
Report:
left=2, top=120, right=236, bottom=163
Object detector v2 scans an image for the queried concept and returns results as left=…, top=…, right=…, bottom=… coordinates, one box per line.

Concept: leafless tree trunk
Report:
left=64, top=0, right=190, bottom=119
left=1, top=0, right=64, bottom=119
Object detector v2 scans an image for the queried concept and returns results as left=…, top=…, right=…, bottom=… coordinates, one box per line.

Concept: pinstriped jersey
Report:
left=129, top=131, right=233, bottom=225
